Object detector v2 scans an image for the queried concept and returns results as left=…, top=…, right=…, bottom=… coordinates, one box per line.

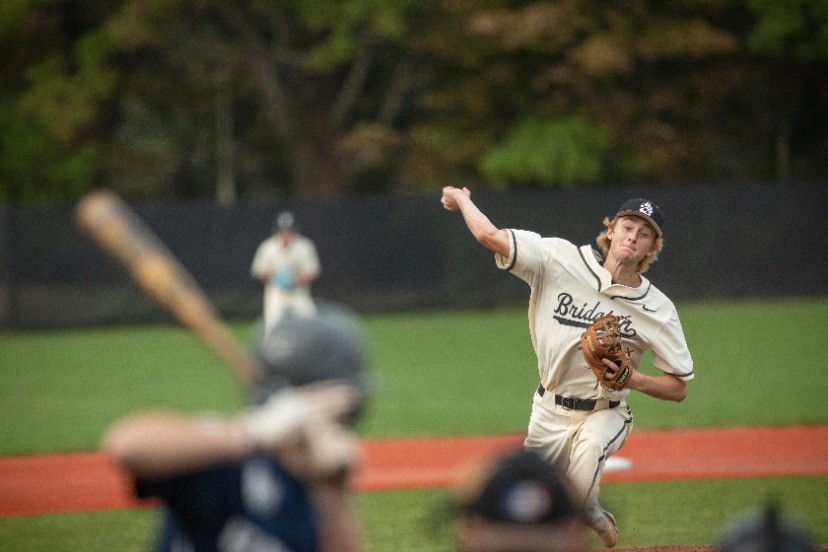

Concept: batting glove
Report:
left=243, top=388, right=309, bottom=449
left=243, top=382, right=361, bottom=453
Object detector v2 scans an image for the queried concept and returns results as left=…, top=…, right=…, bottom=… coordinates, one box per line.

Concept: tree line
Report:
left=1, top=0, right=826, bottom=204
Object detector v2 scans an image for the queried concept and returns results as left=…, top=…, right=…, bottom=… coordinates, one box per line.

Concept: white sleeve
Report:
left=250, top=242, right=270, bottom=278
left=652, top=310, right=694, bottom=381
left=299, top=239, right=321, bottom=277
left=494, top=230, right=548, bottom=285
left=494, top=230, right=517, bottom=270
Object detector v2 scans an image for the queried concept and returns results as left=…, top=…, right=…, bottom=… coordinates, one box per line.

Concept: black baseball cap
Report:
left=463, top=450, right=577, bottom=525
left=616, top=198, right=664, bottom=238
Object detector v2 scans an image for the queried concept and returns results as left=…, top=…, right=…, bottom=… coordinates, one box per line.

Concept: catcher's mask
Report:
left=249, top=304, right=369, bottom=425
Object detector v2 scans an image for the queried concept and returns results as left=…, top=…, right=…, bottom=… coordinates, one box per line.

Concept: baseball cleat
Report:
left=590, top=509, right=618, bottom=548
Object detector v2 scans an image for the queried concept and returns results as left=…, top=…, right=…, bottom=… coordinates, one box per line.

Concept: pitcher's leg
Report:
left=523, top=399, right=575, bottom=473
left=568, top=406, right=633, bottom=547
left=263, top=289, right=286, bottom=333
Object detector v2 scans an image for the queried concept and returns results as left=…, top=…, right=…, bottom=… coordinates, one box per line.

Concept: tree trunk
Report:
left=291, top=134, right=350, bottom=198
left=215, top=81, right=236, bottom=205
left=775, top=114, right=791, bottom=183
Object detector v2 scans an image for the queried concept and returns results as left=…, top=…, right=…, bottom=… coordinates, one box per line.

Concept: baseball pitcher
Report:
left=441, top=188, right=694, bottom=548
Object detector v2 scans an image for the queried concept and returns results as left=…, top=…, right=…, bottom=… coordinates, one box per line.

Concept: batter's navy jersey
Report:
left=137, top=455, right=318, bottom=552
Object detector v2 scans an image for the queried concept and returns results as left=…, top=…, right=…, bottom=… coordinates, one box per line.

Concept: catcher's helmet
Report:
left=248, top=305, right=369, bottom=415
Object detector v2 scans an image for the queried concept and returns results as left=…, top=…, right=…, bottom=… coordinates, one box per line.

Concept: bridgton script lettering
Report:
left=552, top=293, right=636, bottom=337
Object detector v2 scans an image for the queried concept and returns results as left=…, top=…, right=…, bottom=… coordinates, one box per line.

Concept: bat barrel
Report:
left=75, top=189, right=263, bottom=386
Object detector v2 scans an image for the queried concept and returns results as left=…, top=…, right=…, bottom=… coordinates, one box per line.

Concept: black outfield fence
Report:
left=1, top=182, right=825, bottom=329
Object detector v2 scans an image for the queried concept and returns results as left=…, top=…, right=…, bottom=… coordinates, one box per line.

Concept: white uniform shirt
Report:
left=250, top=234, right=320, bottom=294
left=496, top=230, right=693, bottom=402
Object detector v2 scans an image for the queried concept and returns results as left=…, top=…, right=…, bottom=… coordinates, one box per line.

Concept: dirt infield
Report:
left=2, top=425, right=826, bottom=519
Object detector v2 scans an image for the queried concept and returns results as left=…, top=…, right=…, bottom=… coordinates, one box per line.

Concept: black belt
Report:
left=537, top=383, right=620, bottom=411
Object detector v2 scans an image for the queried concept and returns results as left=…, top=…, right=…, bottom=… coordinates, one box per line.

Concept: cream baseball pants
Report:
left=523, top=389, right=633, bottom=522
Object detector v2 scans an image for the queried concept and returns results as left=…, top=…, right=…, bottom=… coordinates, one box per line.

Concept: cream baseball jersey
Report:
left=496, top=231, right=693, bottom=402
left=250, top=235, right=320, bottom=286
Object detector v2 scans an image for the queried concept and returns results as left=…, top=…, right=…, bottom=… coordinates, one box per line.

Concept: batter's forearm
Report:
left=102, top=413, right=256, bottom=479
left=314, top=483, right=364, bottom=552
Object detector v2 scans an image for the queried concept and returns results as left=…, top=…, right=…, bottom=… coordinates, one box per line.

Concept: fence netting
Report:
left=1, top=183, right=825, bottom=329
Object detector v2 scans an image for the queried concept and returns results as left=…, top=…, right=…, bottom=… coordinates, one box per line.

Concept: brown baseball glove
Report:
left=580, top=315, right=634, bottom=391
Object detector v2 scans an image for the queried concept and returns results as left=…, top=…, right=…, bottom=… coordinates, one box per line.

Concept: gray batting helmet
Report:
left=248, top=305, right=369, bottom=420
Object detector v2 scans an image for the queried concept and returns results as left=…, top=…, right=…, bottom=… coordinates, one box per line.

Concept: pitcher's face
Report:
left=607, top=216, right=656, bottom=265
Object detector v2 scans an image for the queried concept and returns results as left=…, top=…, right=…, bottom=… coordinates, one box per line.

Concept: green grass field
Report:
left=1, top=296, right=827, bottom=550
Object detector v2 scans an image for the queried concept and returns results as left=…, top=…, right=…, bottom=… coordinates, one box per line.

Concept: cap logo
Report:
left=639, top=201, right=654, bottom=216
left=499, top=480, right=553, bottom=522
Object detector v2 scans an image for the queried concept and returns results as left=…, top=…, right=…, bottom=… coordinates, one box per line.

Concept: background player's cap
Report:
left=274, top=211, right=295, bottom=232
left=717, top=504, right=815, bottom=552
left=616, top=198, right=664, bottom=238
left=457, top=449, right=578, bottom=525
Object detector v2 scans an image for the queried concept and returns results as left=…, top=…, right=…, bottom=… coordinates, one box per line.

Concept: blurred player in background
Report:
left=102, top=306, right=369, bottom=552
left=717, top=503, right=816, bottom=552
left=251, top=211, right=321, bottom=333
left=441, top=187, right=693, bottom=548
left=453, top=449, right=589, bottom=552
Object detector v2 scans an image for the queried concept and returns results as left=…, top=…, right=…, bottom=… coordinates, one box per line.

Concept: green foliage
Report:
left=747, top=0, right=828, bottom=61
left=291, top=0, right=415, bottom=70
left=19, top=30, right=117, bottom=145
left=0, top=0, right=30, bottom=38
left=0, top=97, right=54, bottom=202
left=640, top=17, right=739, bottom=59
left=0, top=6, right=116, bottom=203
left=0, top=92, right=101, bottom=203
left=2, top=1, right=828, bottom=204
left=480, top=116, right=610, bottom=188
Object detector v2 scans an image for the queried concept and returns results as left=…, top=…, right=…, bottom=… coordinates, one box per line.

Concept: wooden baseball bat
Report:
left=75, top=189, right=263, bottom=387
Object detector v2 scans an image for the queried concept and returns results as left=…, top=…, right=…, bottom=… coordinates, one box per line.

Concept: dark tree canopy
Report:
left=1, top=0, right=825, bottom=204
